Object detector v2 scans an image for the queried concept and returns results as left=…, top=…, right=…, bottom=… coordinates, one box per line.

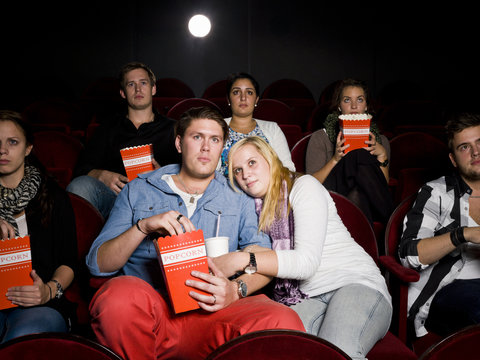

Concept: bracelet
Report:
left=136, top=218, right=148, bottom=235
left=450, top=226, right=467, bottom=247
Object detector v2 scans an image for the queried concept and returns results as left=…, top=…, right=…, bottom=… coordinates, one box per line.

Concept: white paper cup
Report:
left=204, top=236, right=229, bottom=257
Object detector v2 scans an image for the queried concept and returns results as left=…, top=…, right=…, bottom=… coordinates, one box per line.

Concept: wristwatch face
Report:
left=237, top=280, right=247, bottom=298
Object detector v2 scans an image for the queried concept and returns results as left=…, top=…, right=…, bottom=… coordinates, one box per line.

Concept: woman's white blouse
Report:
left=275, top=175, right=391, bottom=303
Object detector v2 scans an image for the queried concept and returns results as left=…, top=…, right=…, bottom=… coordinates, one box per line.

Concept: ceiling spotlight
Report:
left=188, top=14, right=211, bottom=37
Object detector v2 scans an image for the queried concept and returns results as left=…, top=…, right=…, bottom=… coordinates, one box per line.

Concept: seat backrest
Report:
left=305, top=103, right=330, bottom=132
left=418, top=324, right=480, bottom=360
left=253, top=98, right=295, bottom=125
left=33, top=131, right=84, bottom=168
left=389, top=131, right=451, bottom=180
left=376, top=99, right=443, bottom=134
left=22, top=99, right=86, bottom=133
left=205, top=329, right=351, bottom=360
left=33, top=131, right=84, bottom=187
left=155, top=77, right=195, bottom=98
left=202, top=79, right=228, bottom=99
left=166, top=98, right=224, bottom=120
left=278, top=124, right=306, bottom=150
left=152, top=96, right=186, bottom=115
left=0, top=332, right=122, bottom=360
left=262, top=79, right=314, bottom=100
left=384, top=193, right=416, bottom=257
left=318, top=80, right=342, bottom=105
left=68, top=193, right=104, bottom=260
left=329, top=191, right=379, bottom=265
left=290, top=133, right=312, bottom=173
left=66, top=193, right=104, bottom=325
left=395, top=167, right=440, bottom=205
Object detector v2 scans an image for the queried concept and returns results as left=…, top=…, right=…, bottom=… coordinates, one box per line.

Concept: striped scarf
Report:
left=255, top=180, right=308, bottom=306
left=0, top=165, right=41, bottom=236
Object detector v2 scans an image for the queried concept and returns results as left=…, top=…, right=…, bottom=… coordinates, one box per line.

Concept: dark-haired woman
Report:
left=0, top=110, right=77, bottom=343
left=218, top=72, right=295, bottom=176
left=306, top=78, right=393, bottom=231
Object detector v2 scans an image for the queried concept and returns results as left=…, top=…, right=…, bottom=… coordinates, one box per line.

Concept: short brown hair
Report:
left=118, top=62, right=156, bottom=92
left=175, top=106, right=229, bottom=145
left=445, top=112, right=480, bottom=152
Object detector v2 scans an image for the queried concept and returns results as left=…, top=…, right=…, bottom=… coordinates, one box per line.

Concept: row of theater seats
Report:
left=20, top=76, right=447, bottom=139
left=19, top=83, right=458, bottom=357
left=2, top=325, right=480, bottom=360
left=12, top=179, right=473, bottom=359
left=31, top=125, right=448, bottom=212
left=290, top=130, right=451, bottom=207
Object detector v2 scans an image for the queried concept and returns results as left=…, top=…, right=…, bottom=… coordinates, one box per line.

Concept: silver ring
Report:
left=212, top=294, right=216, bottom=305
left=176, top=214, right=183, bottom=223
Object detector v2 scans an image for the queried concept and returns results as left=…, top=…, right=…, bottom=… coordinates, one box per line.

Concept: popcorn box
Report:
left=120, top=144, right=155, bottom=181
left=0, top=235, right=33, bottom=310
left=153, top=229, right=210, bottom=314
left=338, top=114, right=372, bottom=153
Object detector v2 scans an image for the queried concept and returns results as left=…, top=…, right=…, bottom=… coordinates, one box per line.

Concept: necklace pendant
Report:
left=190, top=196, right=195, bottom=204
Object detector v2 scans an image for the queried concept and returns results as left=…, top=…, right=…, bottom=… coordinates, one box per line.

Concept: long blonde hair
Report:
left=228, top=136, right=295, bottom=232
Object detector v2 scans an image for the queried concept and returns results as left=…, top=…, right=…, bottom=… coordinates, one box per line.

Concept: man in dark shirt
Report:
left=67, top=62, right=180, bottom=218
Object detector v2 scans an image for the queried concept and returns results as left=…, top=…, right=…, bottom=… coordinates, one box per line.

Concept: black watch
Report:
left=378, top=158, right=389, bottom=167
left=235, top=279, right=248, bottom=298
left=244, top=252, right=257, bottom=274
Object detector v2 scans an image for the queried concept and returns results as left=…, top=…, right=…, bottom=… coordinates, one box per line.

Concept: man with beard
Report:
left=67, top=62, right=180, bottom=219
left=399, top=112, right=480, bottom=339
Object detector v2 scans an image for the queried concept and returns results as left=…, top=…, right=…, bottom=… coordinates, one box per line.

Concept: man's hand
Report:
left=141, top=211, right=196, bottom=236
left=89, top=169, right=129, bottom=194
left=186, top=258, right=239, bottom=312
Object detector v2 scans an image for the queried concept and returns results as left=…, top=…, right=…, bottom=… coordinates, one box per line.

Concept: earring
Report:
left=255, top=103, right=258, bottom=107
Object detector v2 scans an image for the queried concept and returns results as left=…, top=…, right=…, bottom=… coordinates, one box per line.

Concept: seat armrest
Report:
left=379, top=255, right=420, bottom=283
left=89, top=276, right=113, bottom=289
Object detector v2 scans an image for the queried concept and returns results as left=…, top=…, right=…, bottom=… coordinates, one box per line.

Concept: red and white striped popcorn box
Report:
left=153, top=229, right=210, bottom=314
left=120, top=144, right=155, bottom=181
left=338, top=114, right=372, bottom=153
left=0, top=235, right=33, bottom=310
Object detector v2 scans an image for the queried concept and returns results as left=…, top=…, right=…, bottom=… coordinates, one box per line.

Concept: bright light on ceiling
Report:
left=188, top=14, right=211, bottom=37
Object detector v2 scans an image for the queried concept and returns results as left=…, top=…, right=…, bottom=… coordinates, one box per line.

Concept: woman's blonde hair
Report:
left=228, top=136, right=294, bottom=232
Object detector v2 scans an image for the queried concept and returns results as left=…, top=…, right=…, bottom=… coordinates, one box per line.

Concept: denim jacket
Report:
left=86, top=164, right=270, bottom=288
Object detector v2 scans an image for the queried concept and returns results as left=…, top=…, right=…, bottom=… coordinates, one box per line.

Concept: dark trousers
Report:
left=426, top=279, right=480, bottom=336
left=324, top=149, right=393, bottom=225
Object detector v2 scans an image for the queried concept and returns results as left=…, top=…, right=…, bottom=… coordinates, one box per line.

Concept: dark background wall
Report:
left=2, top=1, right=477, bottom=113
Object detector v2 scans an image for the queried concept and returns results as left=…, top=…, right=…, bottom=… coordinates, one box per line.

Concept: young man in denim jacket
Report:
left=86, top=106, right=304, bottom=360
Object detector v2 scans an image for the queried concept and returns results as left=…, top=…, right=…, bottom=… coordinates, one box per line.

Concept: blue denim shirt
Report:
left=86, top=164, right=270, bottom=288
